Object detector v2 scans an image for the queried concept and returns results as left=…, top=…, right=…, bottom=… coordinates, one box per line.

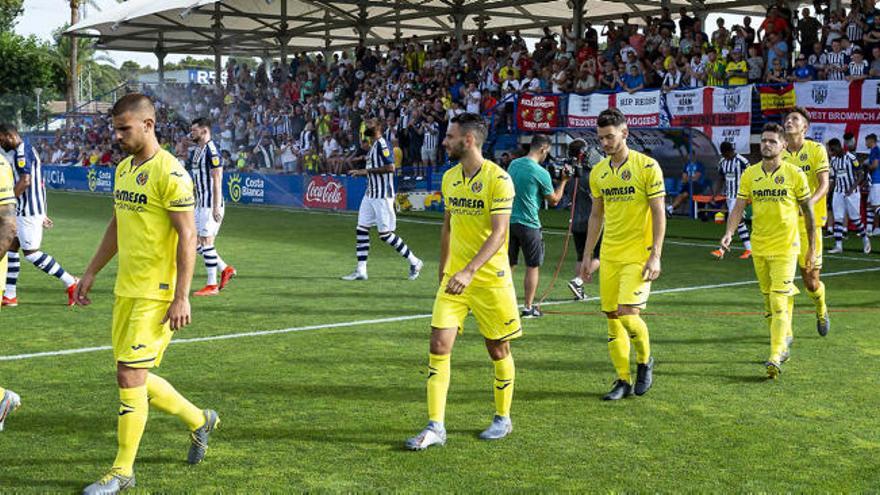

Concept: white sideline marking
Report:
left=2, top=266, right=878, bottom=363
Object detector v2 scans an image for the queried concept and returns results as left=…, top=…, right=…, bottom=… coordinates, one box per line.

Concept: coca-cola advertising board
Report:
left=303, top=175, right=346, bottom=209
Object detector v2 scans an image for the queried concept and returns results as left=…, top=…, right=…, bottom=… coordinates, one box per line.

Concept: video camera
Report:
left=546, top=138, right=593, bottom=180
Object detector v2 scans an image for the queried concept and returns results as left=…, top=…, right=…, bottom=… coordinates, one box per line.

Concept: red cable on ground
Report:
left=536, top=176, right=578, bottom=309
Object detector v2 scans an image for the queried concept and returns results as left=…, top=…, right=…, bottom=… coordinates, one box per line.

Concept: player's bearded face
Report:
left=443, top=126, right=466, bottom=160
left=598, top=125, right=626, bottom=155
left=112, top=112, right=152, bottom=154
left=760, top=132, right=785, bottom=159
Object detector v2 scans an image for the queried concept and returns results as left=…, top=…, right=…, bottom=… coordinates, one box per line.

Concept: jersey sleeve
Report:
left=379, top=139, right=394, bottom=165
left=736, top=167, right=752, bottom=200
left=589, top=166, right=603, bottom=199
left=490, top=172, right=515, bottom=215
left=793, top=168, right=811, bottom=202
left=813, top=144, right=830, bottom=174
left=207, top=142, right=222, bottom=169
left=14, top=143, right=30, bottom=175
left=0, top=158, right=14, bottom=205
left=644, top=161, right=666, bottom=199
left=162, top=161, right=196, bottom=212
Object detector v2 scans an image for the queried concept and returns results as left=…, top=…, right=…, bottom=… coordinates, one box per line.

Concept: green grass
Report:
left=1, top=190, right=880, bottom=492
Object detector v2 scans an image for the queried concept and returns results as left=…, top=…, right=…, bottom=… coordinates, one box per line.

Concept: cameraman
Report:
left=565, top=139, right=600, bottom=301
left=508, top=134, right=569, bottom=318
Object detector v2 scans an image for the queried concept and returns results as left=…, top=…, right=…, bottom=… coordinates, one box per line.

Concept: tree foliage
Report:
left=0, top=0, right=24, bottom=33
left=0, top=32, right=58, bottom=124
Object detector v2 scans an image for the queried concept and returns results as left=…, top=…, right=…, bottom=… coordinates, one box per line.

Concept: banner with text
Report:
left=566, top=90, right=661, bottom=128
left=758, top=83, right=796, bottom=114
left=517, top=93, right=560, bottom=131
left=795, top=79, right=880, bottom=152
left=663, top=85, right=752, bottom=153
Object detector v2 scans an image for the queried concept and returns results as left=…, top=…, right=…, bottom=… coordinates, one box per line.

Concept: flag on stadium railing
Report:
left=758, top=83, right=796, bottom=114
left=662, top=85, right=752, bottom=153
left=795, top=79, right=880, bottom=152
left=517, top=93, right=560, bottom=131
left=566, top=90, right=661, bottom=128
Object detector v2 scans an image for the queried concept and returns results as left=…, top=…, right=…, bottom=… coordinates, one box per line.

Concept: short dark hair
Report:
left=451, top=112, right=487, bottom=144
left=762, top=122, right=786, bottom=137
left=786, top=106, right=810, bottom=124
left=719, top=141, right=734, bottom=153
left=0, top=123, right=18, bottom=135
left=827, top=138, right=841, bottom=148
left=111, top=93, right=156, bottom=117
left=529, top=133, right=552, bottom=151
left=597, top=108, right=626, bottom=128
left=867, top=133, right=877, bottom=141
left=192, top=117, right=212, bottom=128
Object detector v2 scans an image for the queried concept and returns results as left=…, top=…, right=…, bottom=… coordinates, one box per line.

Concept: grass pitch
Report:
left=1, top=191, right=879, bottom=492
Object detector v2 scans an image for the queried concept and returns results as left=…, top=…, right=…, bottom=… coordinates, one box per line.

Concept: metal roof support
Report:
left=356, top=1, right=368, bottom=42
left=571, top=0, right=585, bottom=40
left=155, top=34, right=167, bottom=85
left=279, top=0, right=290, bottom=64
left=213, top=3, right=223, bottom=87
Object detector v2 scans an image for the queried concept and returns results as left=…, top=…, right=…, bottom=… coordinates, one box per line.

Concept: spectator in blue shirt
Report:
left=790, top=55, right=816, bottom=81
left=622, top=65, right=645, bottom=93
left=667, top=155, right=708, bottom=215
left=866, top=133, right=880, bottom=235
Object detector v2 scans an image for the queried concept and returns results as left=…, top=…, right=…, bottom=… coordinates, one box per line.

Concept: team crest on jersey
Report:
left=800, top=153, right=807, bottom=161
left=620, top=169, right=632, bottom=181
left=471, top=180, right=483, bottom=193
left=136, top=171, right=149, bottom=186
left=774, top=175, right=785, bottom=185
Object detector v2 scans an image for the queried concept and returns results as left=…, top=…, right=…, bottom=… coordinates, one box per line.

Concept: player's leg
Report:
left=2, top=238, right=20, bottom=306
left=342, top=200, right=374, bottom=280
left=764, top=256, right=800, bottom=378
left=0, top=385, right=21, bottom=433
left=376, top=198, right=422, bottom=279
left=599, top=262, right=632, bottom=400
left=869, top=184, right=880, bottom=235
left=473, top=284, right=521, bottom=439
left=519, top=226, right=544, bottom=316
left=18, top=216, right=78, bottom=305
left=616, top=263, right=653, bottom=396
left=406, top=284, right=467, bottom=450
left=830, top=194, right=846, bottom=253
left=799, top=225, right=828, bottom=336
left=846, top=192, right=871, bottom=254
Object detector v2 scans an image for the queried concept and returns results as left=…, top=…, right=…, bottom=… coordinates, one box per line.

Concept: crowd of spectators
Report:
left=33, top=0, right=880, bottom=174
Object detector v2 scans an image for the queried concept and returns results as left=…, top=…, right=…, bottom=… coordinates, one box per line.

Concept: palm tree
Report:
left=68, top=0, right=79, bottom=111
left=54, top=24, right=119, bottom=110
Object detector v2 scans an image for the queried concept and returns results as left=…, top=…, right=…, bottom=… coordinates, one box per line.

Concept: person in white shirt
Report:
left=465, top=83, right=482, bottom=113
left=323, top=133, right=343, bottom=174
left=520, top=69, right=542, bottom=92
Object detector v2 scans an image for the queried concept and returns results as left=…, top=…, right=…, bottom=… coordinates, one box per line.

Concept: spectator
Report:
left=712, top=18, right=731, bottom=49
left=661, top=63, right=682, bottom=92
left=797, top=8, right=823, bottom=56
left=705, top=50, right=727, bottom=86
left=847, top=49, right=869, bottom=80
left=766, top=31, right=790, bottom=70
left=790, top=54, right=817, bottom=81
left=667, top=153, right=709, bottom=215
left=870, top=46, right=880, bottom=76
left=766, top=58, right=789, bottom=83
left=747, top=46, right=765, bottom=83
left=823, top=38, right=849, bottom=80
left=622, top=65, right=645, bottom=93
left=725, top=49, right=749, bottom=85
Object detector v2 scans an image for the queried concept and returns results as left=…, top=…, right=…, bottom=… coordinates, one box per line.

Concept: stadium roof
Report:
left=66, top=0, right=770, bottom=57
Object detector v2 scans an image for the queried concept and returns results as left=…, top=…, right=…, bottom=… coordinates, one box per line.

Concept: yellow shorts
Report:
left=431, top=279, right=522, bottom=341
left=752, top=255, right=800, bottom=296
left=112, top=296, right=173, bottom=368
left=599, top=260, right=651, bottom=313
left=797, top=226, right=823, bottom=270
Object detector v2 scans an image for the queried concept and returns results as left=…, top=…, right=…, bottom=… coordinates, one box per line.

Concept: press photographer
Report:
left=563, top=138, right=601, bottom=301
left=508, top=134, right=569, bottom=318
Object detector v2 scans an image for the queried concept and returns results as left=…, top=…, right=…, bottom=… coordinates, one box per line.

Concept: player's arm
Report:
left=211, top=166, right=223, bottom=221
left=0, top=203, right=16, bottom=254
left=13, top=172, right=30, bottom=197
left=799, top=198, right=817, bottom=271
left=438, top=209, right=451, bottom=285
left=75, top=214, right=119, bottom=306
left=446, top=212, right=510, bottom=295
left=720, top=198, right=747, bottom=251
left=164, top=210, right=196, bottom=331
left=581, top=196, right=604, bottom=283
left=643, top=196, right=666, bottom=281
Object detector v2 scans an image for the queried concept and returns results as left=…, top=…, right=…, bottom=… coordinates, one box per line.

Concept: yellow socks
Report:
left=427, top=353, right=451, bottom=424
left=146, top=373, right=205, bottom=431
left=786, top=294, right=795, bottom=340
left=768, top=293, right=791, bottom=362
left=607, top=318, right=631, bottom=383
left=0, top=387, right=5, bottom=397
left=620, top=314, right=651, bottom=364
left=112, top=386, right=149, bottom=477
left=763, top=294, right=772, bottom=332
left=492, top=354, right=515, bottom=418
left=807, top=281, right=827, bottom=319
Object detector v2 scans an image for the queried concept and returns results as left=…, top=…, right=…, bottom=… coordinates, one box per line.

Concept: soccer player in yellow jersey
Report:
left=721, top=123, right=816, bottom=378
left=0, top=153, right=21, bottom=431
left=781, top=108, right=831, bottom=337
left=583, top=108, right=666, bottom=401
left=75, top=94, right=219, bottom=494
left=405, top=113, right=520, bottom=450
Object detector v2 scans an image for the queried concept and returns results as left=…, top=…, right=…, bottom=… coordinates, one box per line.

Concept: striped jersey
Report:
left=298, top=129, right=314, bottom=151
left=189, top=140, right=223, bottom=208
left=10, top=139, right=45, bottom=217
left=822, top=51, right=848, bottom=80
left=422, top=122, right=439, bottom=150
left=365, top=137, right=395, bottom=199
left=849, top=60, right=868, bottom=77
left=718, top=153, right=750, bottom=198
left=830, top=152, right=860, bottom=193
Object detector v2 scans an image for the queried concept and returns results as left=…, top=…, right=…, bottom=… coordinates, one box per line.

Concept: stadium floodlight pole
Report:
left=34, top=88, right=42, bottom=124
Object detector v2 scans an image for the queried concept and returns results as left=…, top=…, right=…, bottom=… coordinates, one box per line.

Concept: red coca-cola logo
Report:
left=304, top=176, right=346, bottom=209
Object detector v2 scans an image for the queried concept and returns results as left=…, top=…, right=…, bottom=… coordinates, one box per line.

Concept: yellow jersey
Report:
left=725, top=60, right=748, bottom=85
left=782, top=139, right=829, bottom=226
left=113, top=149, right=195, bottom=301
left=737, top=161, right=811, bottom=257
left=442, top=160, right=515, bottom=287
left=0, top=155, right=14, bottom=206
left=590, top=150, right=665, bottom=263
